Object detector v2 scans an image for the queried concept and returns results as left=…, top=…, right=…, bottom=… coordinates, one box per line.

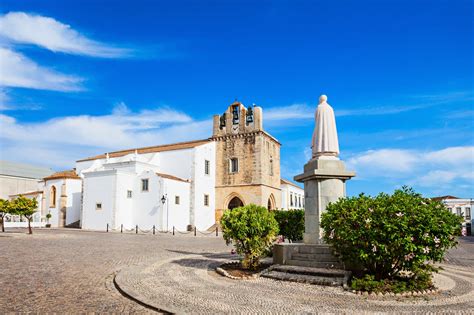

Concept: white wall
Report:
left=281, top=183, right=304, bottom=210
left=162, top=178, right=190, bottom=231
left=65, top=178, right=82, bottom=226
left=193, top=142, right=216, bottom=230
left=43, top=178, right=63, bottom=227
left=82, top=170, right=116, bottom=230
left=158, top=149, right=194, bottom=179
left=133, top=171, right=161, bottom=230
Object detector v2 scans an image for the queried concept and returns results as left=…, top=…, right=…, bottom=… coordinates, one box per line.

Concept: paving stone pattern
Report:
left=0, top=229, right=229, bottom=313
left=1, top=229, right=473, bottom=313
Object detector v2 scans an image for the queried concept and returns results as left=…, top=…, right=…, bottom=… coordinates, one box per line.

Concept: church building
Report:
left=9, top=102, right=303, bottom=231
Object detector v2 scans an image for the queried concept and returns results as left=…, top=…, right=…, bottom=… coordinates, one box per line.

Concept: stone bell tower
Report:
left=212, top=101, right=281, bottom=221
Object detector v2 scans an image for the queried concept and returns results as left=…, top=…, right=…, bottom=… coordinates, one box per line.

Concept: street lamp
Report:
left=161, top=194, right=168, bottom=231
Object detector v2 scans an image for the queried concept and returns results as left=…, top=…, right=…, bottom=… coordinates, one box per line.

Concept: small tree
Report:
left=321, top=186, right=461, bottom=281
left=11, top=196, right=38, bottom=235
left=0, top=199, right=11, bottom=232
left=46, top=213, right=52, bottom=227
left=273, top=209, right=305, bottom=242
left=221, top=204, right=279, bottom=270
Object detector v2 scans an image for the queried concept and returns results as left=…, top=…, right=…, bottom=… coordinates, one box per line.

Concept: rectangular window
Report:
left=205, top=160, right=210, bottom=175
left=141, top=179, right=149, bottom=192
left=127, top=190, right=132, bottom=198
left=204, top=194, right=209, bottom=206
left=96, top=203, right=102, bottom=210
left=230, top=158, right=238, bottom=173
left=175, top=196, right=180, bottom=205
left=269, top=159, right=273, bottom=176
left=290, top=193, right=293, bottom=207
left=466, top=207, right=471, bottom=220
left=456, top=207, right=462, bottom=216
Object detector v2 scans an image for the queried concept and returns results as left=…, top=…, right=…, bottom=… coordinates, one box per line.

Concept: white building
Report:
left=5, top=102, right=306, bottom=232
left=434, top=195, right=473, bottom=235
left=280, top=179, right=304, bottom=209
left=1, top=161, right=54, bottom=228
left=76, top=139, right=215, bottom=232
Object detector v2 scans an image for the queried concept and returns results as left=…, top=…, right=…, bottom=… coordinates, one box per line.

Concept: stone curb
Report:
left=349, top=288, right=441, bottom=297
left=216, top=261, right=272, bottom=280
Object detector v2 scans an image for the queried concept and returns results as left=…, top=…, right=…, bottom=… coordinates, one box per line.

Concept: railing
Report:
left=106, top=223, right=219, bottom=237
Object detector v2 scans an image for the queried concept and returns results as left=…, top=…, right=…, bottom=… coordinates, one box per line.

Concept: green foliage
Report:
left=321, top=186, right=461, bottom=280
left=221, top=204, right=279, bottom=270
left=46, top=213, right=52, bottom=219
left=0, top=199, right=12, bottom=232
left=0, top=199, right=11, bottom=214
left=350, top=270, right=434, bottom=293
left=10, top=196, right=38, bottom=234
left=273, top=209, right=304, bottom=242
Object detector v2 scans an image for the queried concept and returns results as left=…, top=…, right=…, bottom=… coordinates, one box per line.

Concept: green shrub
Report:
left=273, top=209, right=304, bottom=242
left=350, top=271, right=434, bottom=293
left=321, top=186, right=461, bottom=281
left=221, top=204, right=279, bottom=270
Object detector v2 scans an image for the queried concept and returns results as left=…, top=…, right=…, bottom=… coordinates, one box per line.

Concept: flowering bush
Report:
left=321, top=187, right=461, bottom=281
left=221, top=204, right=279, bottom=270
left=273, top=209, right=304, bottom=242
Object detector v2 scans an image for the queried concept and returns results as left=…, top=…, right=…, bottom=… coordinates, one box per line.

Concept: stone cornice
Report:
left=210, top=130, right=281, bottom=145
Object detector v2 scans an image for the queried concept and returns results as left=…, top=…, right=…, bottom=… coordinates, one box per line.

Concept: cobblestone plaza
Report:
left=1, top=229, right=473, bottom=313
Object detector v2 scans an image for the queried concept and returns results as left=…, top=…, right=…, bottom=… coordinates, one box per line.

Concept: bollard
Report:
left=216, top=226, right=218, bottom=237
left=173, top=226, right=175, bottom=235
left=121, top=224, right=123, bottom=233
left=194, top=226, right=196, bottom=236
left=107, top=223, right=109, bottom=232
left=153, top=225, right=155, bottom=235
left=136, top=225, right=138, bottom=234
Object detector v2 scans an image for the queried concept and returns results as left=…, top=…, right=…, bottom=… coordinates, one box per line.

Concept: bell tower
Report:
left=212, top=101, right=281, bottom=220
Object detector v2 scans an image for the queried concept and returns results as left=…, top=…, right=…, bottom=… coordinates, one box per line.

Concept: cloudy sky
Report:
left=0, top=0, right=472, bottom=198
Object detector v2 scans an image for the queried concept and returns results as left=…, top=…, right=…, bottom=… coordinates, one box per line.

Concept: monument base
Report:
left=295, top=158, right=355, bottom=244
left=270, top=243, right=352, bottom=287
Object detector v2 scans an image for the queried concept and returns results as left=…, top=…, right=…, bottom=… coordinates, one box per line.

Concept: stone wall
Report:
left=212, top=102, right=281, bottom=220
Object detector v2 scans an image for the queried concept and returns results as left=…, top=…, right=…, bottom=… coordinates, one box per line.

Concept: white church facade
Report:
left=8, top=102, right=303, bottom=231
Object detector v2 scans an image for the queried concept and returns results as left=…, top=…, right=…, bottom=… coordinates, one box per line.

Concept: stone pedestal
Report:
left=294, top=158, right=355, bottom=244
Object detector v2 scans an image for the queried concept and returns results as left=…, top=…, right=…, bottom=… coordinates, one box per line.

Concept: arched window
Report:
left=268, top=194, right=275, bottom=211
left=50, top=186, right=56, bottom=208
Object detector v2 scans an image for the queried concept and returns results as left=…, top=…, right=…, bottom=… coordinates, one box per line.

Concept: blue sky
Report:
left=0, top=0, right=472, bottom=198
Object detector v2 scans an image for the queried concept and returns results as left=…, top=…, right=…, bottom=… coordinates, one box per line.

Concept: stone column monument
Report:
left=294, top=95, right=355, bottom=244
left=272, top=95, right=355, bottom=275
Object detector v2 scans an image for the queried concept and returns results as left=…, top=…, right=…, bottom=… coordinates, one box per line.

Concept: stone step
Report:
left=291, top=253, right=339, bottom=262
left=297, top=245, right=334, bottom=255
left=287, top=259, right=343, bottom=269
left=262, top=265, right=351, bottom=287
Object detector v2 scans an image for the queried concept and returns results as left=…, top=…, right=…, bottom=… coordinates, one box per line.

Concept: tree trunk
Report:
left=27, top=217, right=32, bottom=235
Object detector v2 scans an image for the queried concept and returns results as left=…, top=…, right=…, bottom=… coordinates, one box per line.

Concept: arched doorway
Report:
left=228, top=196, right=244, bottom=210
left=267, top=193, right=276, bottom=210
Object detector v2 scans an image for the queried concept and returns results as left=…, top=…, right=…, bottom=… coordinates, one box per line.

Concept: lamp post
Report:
left=161, top=194, right=168, bottom=231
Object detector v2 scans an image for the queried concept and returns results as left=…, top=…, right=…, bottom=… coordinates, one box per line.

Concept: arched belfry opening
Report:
left=228, top=196, right=244, bottom=210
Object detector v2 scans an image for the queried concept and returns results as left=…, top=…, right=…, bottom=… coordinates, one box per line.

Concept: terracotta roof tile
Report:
left=156, top=172, right=190, bottom=183
left=44, top=169, right=80, bottom=181
left=9, top=190, right=43, bottom=197
left=77, top=139, right=211, bottom=162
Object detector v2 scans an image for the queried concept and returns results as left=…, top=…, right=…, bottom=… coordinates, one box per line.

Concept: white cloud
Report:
left=347, top=146, right=474, bottom=189
left=0, top=12, right=132, bottom=58
left=265, top=104, right=313, bottom=121
left=0, top=47, right=82, bottom=91
left=0, top=105, right=211, bottom=168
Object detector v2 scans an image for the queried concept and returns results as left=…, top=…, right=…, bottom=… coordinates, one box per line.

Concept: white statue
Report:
left=311, top=95, right=339, bottom=159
